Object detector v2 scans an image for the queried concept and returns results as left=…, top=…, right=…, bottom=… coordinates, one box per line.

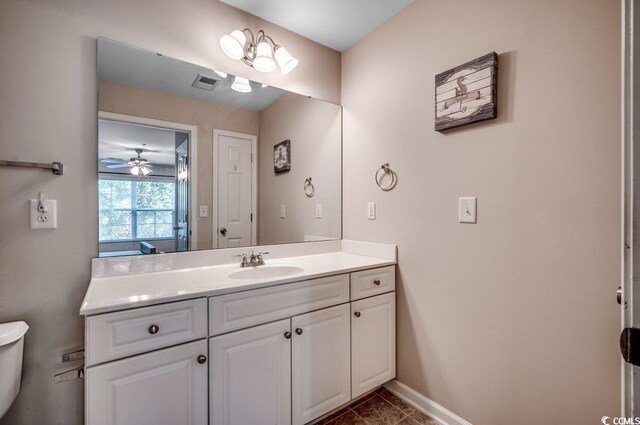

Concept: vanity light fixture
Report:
left=231, top=76, right=252, bottom=93
left=220, top=29, right=299, bottom=75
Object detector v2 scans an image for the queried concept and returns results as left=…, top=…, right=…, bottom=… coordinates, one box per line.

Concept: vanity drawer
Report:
left=86, top=298, right=207, bottom=366
left=350, top=266, right=395, bottom=300
left=209, top=274, right=349, bottom=335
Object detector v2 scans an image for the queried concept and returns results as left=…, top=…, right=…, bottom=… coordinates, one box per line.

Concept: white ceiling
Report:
left=98, top=120, right=179, bottom=166
left=98, top=38, right=287, bottom=112
left=219, top=0, right=414, bottom=52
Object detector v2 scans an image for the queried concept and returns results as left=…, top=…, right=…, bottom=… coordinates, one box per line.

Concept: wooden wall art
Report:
left=435, top=52, right=498, bottom=131
left=273, top=139, right=291, bottom=174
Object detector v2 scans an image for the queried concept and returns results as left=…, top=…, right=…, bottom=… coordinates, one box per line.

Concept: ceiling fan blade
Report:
left=107, top=163, right=131, bottom=169
left=100, top=158, right=126, bottom=164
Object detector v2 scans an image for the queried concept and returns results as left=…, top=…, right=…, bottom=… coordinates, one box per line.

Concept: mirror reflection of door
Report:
left=215, top=130, right=256, bottom=248
left=176, top=136, right=189, bottom=251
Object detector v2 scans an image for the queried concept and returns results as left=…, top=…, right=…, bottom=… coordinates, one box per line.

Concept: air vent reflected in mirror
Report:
left=192, top=74, right=219, bottom=91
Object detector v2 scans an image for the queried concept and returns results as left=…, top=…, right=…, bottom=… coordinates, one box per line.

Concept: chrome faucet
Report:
left=235, top=251, right=270, bottom=267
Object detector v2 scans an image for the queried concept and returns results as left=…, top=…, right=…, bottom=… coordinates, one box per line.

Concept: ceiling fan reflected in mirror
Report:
left=101, top=147, right=153, bottom=176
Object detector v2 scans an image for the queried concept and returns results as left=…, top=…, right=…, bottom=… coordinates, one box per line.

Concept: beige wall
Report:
left=342, top=1, right=621, bottom=424
left=0, top=0, right=340, bottom=423
left=99, top=80, right=260, bottom=249
left=258, top=93, right=342, bottom=245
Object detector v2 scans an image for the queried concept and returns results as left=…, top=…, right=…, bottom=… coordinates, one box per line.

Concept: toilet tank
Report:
left=0, top=321, right=28, bottom=420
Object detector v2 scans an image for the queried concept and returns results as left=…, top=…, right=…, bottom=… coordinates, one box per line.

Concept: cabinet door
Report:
left=86, top=339, right=208, bottom=425
left=292, top=304, right=351, bottom=425
left=351, top=292, right=396, bottom=397
left=210, top=319, right=291, bottom=425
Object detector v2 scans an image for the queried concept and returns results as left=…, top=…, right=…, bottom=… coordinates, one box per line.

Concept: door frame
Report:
left=623, top=0, right=637, bottom=416
left=212, top=129, right=258, bottom=249
left=98, top=111, right=199, bottom=250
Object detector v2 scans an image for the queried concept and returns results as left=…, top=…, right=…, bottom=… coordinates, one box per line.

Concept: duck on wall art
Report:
left=435, top=52, right=498, bottom=131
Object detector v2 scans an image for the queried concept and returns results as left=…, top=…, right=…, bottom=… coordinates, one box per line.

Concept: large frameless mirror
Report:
left=97, top=38, right=341, bottom=257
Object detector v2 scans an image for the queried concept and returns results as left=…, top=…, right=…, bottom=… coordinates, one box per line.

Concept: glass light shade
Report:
left=141, top=166, right=151, bottom=175
left=220, top=30, right=246, bottom=60
left=130, top=165, right=140, bottom=175
left=252, top=41, right=276, bottom=73
left=231, top=76, right=252, bottom=93
left=214, top=70, right=228, bottom=78
left=274, top=46, right=299, bottom=75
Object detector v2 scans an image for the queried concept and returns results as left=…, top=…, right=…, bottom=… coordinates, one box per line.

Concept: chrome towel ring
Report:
left=304, top=177, right=315, bottom=197
left=375, top=163, right=397, bottom=191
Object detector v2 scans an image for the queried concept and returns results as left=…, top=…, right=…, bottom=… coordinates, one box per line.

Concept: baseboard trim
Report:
left=384, top=380, right=472, bottom=425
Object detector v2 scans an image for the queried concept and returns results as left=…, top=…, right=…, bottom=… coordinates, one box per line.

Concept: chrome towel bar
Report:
left=0, top=160, right=63, bottom=175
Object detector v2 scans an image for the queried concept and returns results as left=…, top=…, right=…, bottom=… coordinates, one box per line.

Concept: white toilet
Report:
left=0, top=321, right=28, bottom=420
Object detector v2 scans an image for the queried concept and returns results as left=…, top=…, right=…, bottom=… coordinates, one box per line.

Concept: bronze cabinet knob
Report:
left=197, top=355, right=207, bottom=364
left=284, top=331, right=292, bottom=339
left=295, top=328, right=303, bottom=335
left=373, top=279, right=381, bottom=286
left=354, top=312, right=361, bottom=318
left=148, top=324, right=159, bottom=334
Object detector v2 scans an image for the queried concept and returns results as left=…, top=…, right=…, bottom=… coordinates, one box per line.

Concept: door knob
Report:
left=373, top=279, right=381, bottom=286
left=354, top=312, right=361, bottom=318
left=197, top=355, right=207, bottom=364
left=220, top=227, right=227, bottom=236
left=284, top=331, right=292, bottom=339
left=148, top=324, right=159, bottom=334
left=295, top=328, right=303, bottom=335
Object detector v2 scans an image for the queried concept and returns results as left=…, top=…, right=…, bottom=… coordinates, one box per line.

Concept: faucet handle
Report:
left=257, top=251, right=270, bottom=258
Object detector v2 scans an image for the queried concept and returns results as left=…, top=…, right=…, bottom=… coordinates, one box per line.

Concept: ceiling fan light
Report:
left=252, top=41, right=276, bottom=73
left=231, top=76, right=252, bottom=93
left=220, top=30, right=246, bottom=60
left=214, top=70, right=228, bottom=78
left=274, top=46, right=299, bottom=75
left=130, top=165, right=140, bottom=176
left=141, top=166, right=151, bottom=175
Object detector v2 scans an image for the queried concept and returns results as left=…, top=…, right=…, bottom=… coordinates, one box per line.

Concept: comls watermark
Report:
left=602, top=417, right=640, bottom=425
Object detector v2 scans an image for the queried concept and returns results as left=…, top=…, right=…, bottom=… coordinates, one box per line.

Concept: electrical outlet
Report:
left=459, top=197, right=477, bottom=223
left=30, top=198, right=57, bottom=229
left=316, top=204, right=322, bottom=219
left=199, top=205, right=208, bottom=218
left=280, top=205, right=286, bottom=219
left=367, top=202, right=376, bottom=220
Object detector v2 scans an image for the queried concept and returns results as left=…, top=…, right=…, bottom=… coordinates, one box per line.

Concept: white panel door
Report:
left=86, top=340, right=208, bottom=425
left=351, top=292, right=396, bottom=397
left=210, top=319, right=291, bottom=425
left=217, top=133, right=253, bottom=248
left=292, top=304, right=351, bottom=425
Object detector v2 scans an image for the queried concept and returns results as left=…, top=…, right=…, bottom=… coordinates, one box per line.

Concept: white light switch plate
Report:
left=199, top=205, right=208, bottom=218
left=316, top=204, right=322, bottom=219
left=30, top=199, right=57, bottom=229
left=367, top=202, right=376, bottom=220
left=280, top=205, right=286, bottom=219
left=459, top=197, right=477, bottom=223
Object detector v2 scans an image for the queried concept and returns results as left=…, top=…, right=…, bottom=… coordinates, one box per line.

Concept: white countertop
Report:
left=81, top=242, right=396, bottom=315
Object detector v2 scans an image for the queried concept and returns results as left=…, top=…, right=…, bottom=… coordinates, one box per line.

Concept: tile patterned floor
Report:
left=313, top=387, right=439, bottom=425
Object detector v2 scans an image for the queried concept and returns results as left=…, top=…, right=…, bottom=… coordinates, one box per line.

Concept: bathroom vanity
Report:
left=80, top=240, right=397, bottom=425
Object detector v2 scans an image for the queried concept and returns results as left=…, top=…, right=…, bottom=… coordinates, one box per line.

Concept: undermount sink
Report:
left=228, top=265, right=305, bottom=280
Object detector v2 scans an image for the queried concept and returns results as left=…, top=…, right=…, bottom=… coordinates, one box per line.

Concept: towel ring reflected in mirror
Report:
left=375, top=163, right=397, bottom=191
left=304, top=177, right=315, bottom=197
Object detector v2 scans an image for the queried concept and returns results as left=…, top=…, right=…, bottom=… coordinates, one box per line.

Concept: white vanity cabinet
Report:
left=86, top=340, right=208, bottom=425
left=351, top=292, right=396, bottom=397
left=291, top=304, right=351, bottom=425
left=84, top=264, right=396, bottom=425
left=210, top=319, right=292, bottom=425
